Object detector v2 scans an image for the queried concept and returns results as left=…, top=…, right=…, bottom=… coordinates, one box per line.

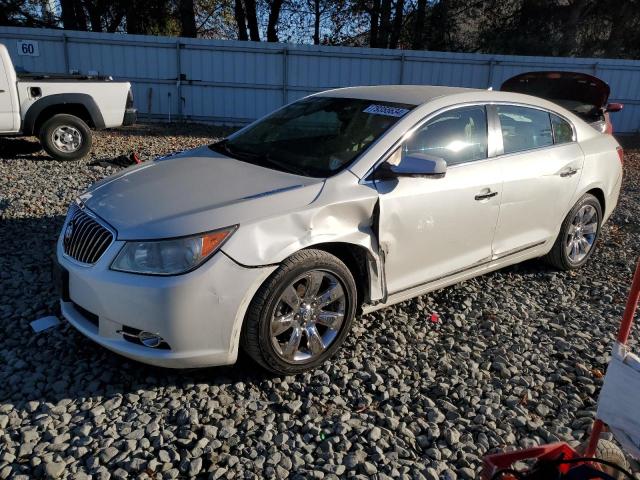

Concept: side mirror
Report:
left=375, top=153, right=447, bottom=180
left=606, top=103, right=624, bottom=113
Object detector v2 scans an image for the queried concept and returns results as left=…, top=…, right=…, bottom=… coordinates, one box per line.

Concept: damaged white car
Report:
left=55, top=85, right=623, bottom=374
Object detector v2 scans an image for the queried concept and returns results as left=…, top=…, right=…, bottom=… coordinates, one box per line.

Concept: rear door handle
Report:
left=560, top=167, right=579, bottom=177
left=475, top=190, right=498, bottom=201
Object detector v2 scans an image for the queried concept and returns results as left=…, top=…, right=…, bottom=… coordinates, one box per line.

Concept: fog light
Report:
left=138, top=331, right=163, bottom=348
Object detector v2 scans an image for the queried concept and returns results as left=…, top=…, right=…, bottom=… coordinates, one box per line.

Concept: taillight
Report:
left=126, top=89, right=134, bottom=109
left=617, top=146, right=624, bottom=166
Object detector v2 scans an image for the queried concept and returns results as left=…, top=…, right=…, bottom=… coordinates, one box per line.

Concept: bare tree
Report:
left=267, top=0, right=285, bottom=41
left=179, top=0, right=198, bottom=37
left=388, top=0, right=403, bottom=48
left=245, top=0, right=261, bottom=40
left=61, top=0, right=88, bottom=30
left=234, top=0, right=249, bottom=39
left=411, top=0, right=426, bottom=49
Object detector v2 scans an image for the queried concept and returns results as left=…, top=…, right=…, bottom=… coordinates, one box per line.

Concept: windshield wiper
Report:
left=257, top=153, right=311, bottom=176
left=210, top=141, right=311, bottom=176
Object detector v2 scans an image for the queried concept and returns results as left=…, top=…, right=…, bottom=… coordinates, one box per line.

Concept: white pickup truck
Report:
left=0, top=43, right=136, bottom=160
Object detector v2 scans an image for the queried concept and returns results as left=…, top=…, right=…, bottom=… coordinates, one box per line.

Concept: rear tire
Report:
left=39, top=114, right=92, bottom=161
left=241, top=249, right=357, bottom=375
left=544, top=193, right=602, bottom=270
left=592, top=439, right=629, bottom=479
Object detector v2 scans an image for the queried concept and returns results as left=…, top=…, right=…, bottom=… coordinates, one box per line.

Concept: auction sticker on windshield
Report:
left=363, top=104, right=410, bottom=117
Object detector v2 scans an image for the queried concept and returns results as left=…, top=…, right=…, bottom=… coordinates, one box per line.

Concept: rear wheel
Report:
left=241, top=249, right=357, bottom=375
left=39, top=114, right=92, bottom=161
left=579, top=439, right=629, bottom=479
left=544, top=193, right=602, bottom=270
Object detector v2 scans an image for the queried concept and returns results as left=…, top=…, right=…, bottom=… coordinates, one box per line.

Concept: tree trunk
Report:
left=559, top=0, right=589, bottom=56
left=245, top=0, right=261, bottom=41
left=378, top=0, right=392, bottom=47
left=107, top=10, right=125, bottom=32
left=267, top=0, right=284, bottom=42
left=61, top=0, right=88, bottom=30
left=313, top=0, right=321, bottom=44
left=125, top=0, right=142, bottom=34
left=234, top=0, right=249, bottom=40
left=604, top=1, right=631, bottom=57
left=82, top=0, right=103, bottom=32
left=179, top=0, right=197, bottom=37
left=411, top=0, right=426, bottom=50
left=61, top=0, right=79, bottom=30
left=389, top=0, right=404, bottom=49
left=370, top=0, right=380, bottom=47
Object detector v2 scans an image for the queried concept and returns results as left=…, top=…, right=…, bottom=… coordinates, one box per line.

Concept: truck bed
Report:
left=17, top=72, right=113, bottom=82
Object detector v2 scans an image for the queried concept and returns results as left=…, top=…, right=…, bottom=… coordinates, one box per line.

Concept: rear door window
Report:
left=497, top=105, right=553, bottom=154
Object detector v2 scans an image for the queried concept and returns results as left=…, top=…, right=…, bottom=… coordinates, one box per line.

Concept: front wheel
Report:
left=545, top=193, right=602, bottom=270
left=241, top=249, right=357, bottom=375
left=39, top=114, right=93, bottom=161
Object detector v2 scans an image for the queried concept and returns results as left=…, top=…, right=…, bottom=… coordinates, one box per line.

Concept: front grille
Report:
left=63, top=205, right=113, bottom=264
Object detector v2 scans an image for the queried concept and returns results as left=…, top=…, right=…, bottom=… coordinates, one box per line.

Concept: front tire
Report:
left=39, top=114, right=93, bottom=161
left=545, top=193, right=602, bottom=270
left=241, top=249, right=357, bottom=375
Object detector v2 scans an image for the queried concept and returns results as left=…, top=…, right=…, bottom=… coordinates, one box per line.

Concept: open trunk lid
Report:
left=500, top=71, right=610, bottom=120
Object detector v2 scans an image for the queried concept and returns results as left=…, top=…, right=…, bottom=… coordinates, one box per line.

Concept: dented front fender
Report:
left=221, top=174, right=385, bottom=302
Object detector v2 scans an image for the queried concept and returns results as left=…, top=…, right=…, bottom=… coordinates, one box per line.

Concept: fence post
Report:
left=399, top=51, right=405, bottom=84
left=176, top=40, right=183, bottom=119
left=487, top=59, right=496, bottom=88
left=62, top=32, right=69, bottom=73
left=282, top=46, right=288, bottom=105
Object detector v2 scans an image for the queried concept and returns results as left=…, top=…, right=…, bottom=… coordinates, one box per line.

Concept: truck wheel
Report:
left=39, top=114, right=92, bottom=161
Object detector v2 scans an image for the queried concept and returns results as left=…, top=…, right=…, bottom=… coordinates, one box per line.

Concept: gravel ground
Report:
left=1, top=124, right=639, bottom=480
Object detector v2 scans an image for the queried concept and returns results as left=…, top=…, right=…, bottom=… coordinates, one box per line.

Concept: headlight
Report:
left=111, top=226, right=237, bottom=275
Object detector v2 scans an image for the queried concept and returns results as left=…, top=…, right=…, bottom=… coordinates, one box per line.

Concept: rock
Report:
left=44, top=462, right=65, bottom=478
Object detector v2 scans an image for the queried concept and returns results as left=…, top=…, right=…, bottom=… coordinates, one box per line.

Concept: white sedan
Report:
left=55, top=86, right=623, bottom=374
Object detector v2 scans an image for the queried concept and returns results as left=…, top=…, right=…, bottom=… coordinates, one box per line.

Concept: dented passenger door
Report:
left=373, top=105, right=503, bottom=295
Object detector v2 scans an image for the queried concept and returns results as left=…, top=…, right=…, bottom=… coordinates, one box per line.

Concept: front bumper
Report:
left=122, top=108, right=137, bottom=126
left=56, top=220, right=276, bottom=368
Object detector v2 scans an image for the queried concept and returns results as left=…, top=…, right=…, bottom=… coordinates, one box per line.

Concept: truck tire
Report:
left=39, top=114, right=92, bottom=161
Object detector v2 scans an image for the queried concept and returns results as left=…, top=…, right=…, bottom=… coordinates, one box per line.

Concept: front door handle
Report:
left=475, top=190, right=498, bottom=201
left=560, top=167, right=579, bottom=177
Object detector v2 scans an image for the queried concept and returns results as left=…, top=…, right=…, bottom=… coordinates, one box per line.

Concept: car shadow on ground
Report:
left=0, top=137, right=49, bottom=161
left=1, top=215, right=276, bottom=409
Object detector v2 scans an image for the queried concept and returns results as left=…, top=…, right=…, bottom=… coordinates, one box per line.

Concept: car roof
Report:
left=315, top=85, right=481, bottom=106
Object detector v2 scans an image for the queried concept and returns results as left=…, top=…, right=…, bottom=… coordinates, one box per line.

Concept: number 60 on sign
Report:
left=17, top=40, right=39, bottom=57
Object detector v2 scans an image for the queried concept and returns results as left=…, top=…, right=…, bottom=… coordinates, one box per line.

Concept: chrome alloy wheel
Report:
left=565, top=204, right=598, bottom=263
left=52, top=126, right=82, bottom=153
left=270, top=270, right=346, bottom=363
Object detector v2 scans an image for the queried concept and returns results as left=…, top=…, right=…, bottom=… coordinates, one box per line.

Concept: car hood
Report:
left=501, top=71, right=610, bottom=113
left=80, top=146, right=324, bottom=240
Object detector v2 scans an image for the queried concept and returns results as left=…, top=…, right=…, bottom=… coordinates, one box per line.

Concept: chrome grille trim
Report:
left=62, top=204, right=114, bottom=265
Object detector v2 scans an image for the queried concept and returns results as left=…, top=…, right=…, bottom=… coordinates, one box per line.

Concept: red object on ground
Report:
left=482, top=442, right=580, bottom=480
left=484, top=257, right=640, bottom=475
left=429, top=312, right=439, bottom=323
left=131, top=152, right=142, bottom=164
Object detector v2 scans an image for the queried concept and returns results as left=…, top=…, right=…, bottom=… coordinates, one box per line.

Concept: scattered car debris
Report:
left=30, top=316, right=61, bottom=333
left=88, top=152, right=141, bottom=168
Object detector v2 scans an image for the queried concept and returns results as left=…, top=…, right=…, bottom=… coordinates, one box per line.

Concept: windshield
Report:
left=210, top=96, right=414, bottom=177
